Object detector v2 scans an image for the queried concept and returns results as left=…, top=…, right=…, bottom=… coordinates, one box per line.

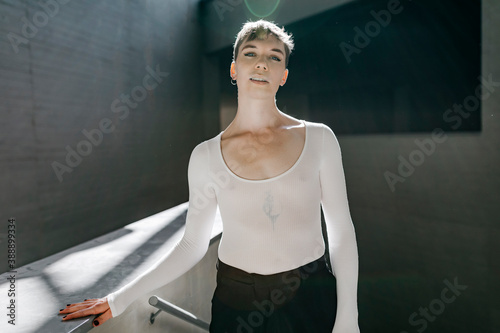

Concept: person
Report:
left=59, top=19, right=360, bottom=332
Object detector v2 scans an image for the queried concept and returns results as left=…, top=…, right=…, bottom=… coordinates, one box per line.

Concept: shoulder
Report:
left=190, top=133, right=220, bottom=158
left=303, top=121, right=341, bottom=160
left=303, top=120, right=337, bottom=142
left=188, top=134, right=220, bottom=172
left=187, top=134, right=221, bottom=183
left=303, top=120, right=332, bottom=131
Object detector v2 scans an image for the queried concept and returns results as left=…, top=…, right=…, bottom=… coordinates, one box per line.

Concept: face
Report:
left=231, top=34, right=289, bottom=97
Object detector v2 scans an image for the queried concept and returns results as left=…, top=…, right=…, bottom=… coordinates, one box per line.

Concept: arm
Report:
left=107, top=142, right=218, bottom=317
left=61, top=142, right=218, bottom=324
left=319, top=125, right=360, bottom=333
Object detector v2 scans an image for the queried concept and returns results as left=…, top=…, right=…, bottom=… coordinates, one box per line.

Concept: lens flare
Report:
left=244, top=0, right=281, bottom=18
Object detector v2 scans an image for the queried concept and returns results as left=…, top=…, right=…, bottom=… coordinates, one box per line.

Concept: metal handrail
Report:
left=65, top=297, right=210, bottom=333
left=65, top=228, right=221, bottom=333
left=149, top=295, right=210, bottom=331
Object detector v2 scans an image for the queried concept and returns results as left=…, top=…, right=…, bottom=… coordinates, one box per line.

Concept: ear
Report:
left=230, top=61, right=236, bottom=79
left=280, top=69, right=289, bottom=86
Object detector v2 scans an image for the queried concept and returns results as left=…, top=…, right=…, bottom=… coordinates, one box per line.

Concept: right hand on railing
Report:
left=59, top=297, right=112, bottom=327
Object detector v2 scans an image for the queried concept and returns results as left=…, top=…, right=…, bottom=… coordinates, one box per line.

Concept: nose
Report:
left=255, top=57, right=268, bottom=71
left=256, top=63, right=267, bottom=70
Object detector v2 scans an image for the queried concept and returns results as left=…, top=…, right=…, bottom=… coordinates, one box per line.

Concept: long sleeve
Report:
left=106, top=142, right=218, bottom=318
left=319, top=125, right=360, bottom=333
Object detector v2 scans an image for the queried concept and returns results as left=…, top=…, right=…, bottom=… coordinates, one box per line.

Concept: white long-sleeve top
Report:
left=106, top=120, right=359, bottom=329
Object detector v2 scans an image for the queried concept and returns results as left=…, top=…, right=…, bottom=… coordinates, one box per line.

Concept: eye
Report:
left=243, top=52, right=281, bottom=62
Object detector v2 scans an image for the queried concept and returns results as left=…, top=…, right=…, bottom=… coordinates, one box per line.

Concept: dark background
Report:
left=214, top=0, right=481, bottom=134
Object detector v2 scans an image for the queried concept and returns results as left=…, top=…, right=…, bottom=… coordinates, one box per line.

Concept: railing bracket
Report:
left=148, top=295, right=210, bottom=331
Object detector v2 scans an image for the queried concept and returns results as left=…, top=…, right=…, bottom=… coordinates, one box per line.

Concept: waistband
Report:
left=216, top=256, right=328, bottom=287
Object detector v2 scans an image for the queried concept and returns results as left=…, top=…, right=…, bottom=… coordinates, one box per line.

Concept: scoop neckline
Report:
left=217, top=120, right=308, bottom=183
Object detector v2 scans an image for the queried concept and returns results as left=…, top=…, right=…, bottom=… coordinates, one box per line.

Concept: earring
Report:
left=231, top=77, right=237, bottom=86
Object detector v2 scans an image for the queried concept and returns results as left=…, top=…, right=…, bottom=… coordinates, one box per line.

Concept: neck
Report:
left=230, top=93, right=284, bottom=133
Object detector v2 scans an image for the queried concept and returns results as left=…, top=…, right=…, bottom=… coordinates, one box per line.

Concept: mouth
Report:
left=249, top=77, right=269, bottom=84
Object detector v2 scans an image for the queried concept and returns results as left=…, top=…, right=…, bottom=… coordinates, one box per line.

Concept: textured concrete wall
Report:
left=339, top=1, right=499, bottom=331
left=0, top=0, right=213, bottom=271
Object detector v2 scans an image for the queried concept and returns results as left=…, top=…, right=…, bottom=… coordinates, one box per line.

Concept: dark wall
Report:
left=215, top=0, right=481, bottom=134
left=0, top=0, right=213, bottom=271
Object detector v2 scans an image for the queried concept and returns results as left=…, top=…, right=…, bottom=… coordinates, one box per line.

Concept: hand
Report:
left=59, top=298, right=112, bottom=327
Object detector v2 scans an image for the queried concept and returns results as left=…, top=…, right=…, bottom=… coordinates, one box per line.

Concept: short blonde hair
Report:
left=233, top=20, right=294, bottom=67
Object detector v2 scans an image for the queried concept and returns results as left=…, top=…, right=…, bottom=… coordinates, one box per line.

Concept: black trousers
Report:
left=209, top=257, right=337, bottom=333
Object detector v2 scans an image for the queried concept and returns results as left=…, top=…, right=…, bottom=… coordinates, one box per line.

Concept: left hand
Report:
left=59, top=298, right=112, bottom=327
